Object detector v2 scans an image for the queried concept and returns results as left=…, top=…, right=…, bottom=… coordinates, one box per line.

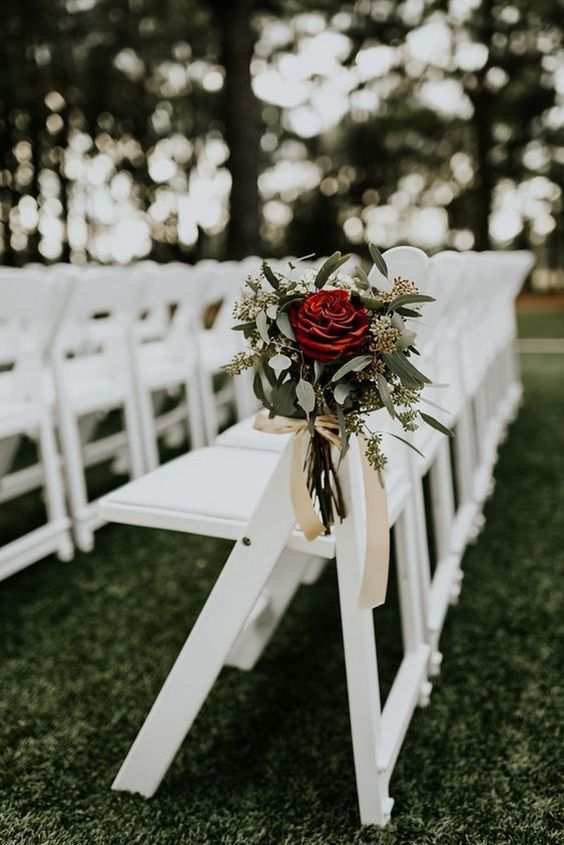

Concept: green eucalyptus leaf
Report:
left=278, top=293, right=303, bottom=311
left=266, top=303, right=278, bottom=319
left=400, top=354, right=431, bottom=384
left=271, top=380, right=299, bottom=417
left=336, top=404, right=349, bottom=461
left=268, top=353, right=292, bottom=379
left=384, top=351, right=431, bottom=386
left=334, top=380, right=352, bottom=405
left=382, top=352, right=425, bottom=389
left=355, top=265, right=371, bottom=290
left=296, top=378, right=316, bottom=414
left=369, top=243, right=388, bottom=279
left=377, top=374, right=396, bottom=419
left=276, top=310, right=296, bottom=341
left=262, top=261, right=280, bottom=290
left=360, top=295, right=387, bottom=311
left=315, top=251, right=351, bottom=289
left=253, top=369, right=265, bottom=404
left=387, top=293, right=435, bottom=312
left=232, top=321, right=256, bottom=332
left=314, top=360, right=324, bottom=383
left=331, top=354, right=373, bottom=383
left=397, top=306, right=422, bottom=318
left=420, top=411, right=453, bottom=437
left=256, top=310, right=270, bottom=344
left=385, top=431, right=425, bottom=458
left=253, top=369, right=273, bottom=411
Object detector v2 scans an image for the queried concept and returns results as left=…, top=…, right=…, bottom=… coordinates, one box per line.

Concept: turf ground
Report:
left=0, top=312, right=562, bottom=845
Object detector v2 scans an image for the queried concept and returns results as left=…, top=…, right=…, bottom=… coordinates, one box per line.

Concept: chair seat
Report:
left=137, top=342, right=196, bottom=390
left=106, top=446, right=279, bottom=523
left=98, top=446, right=318, bottom=547
left=99, top=442, right=411, bottom=558
left=53, top=357, right=128, bottom=414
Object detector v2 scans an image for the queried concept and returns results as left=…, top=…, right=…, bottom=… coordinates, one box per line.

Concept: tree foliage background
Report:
left=0, top=0, right=562, bottom=286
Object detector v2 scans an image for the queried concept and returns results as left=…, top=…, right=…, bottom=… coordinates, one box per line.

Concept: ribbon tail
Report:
left=290, top=434, right=326, bottom=542
left=357, top=441, right=390, bottom=609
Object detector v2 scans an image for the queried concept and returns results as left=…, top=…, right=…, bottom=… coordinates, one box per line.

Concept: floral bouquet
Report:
left=226, top=246, right=450, bottom=538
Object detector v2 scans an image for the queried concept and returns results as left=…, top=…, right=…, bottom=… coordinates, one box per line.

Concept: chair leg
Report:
left=185, top=375, right=206, bottom=451
left=333, top=459, right=393, bottom=828
left=56, top=401, right=94, bottom=553
left=136, top=386, right=160, bottom=472
left=429, top=441, right=455, bottom=564
left=112, top=442, right=297, bottom=797
left=122, top=394, right=147, bottom=479
left=453, top=409, right=475, bottom=508
left=196, top=367, right=220, bottom=444
left=37, top=411, right=74, bottom=562
left=225, top=549, right=310, bottom=670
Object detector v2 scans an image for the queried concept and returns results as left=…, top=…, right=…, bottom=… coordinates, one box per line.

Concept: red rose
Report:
left=289, top=289, right=370, bottom=362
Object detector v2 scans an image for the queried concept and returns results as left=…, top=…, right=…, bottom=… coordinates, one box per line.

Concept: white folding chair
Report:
left=98, top=425, right=430, bottom=827
left=0, top=271, right=73, bottom=579
left=51, top=270, right=145, bottom=551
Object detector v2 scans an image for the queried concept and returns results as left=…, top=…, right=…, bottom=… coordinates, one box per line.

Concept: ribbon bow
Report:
left=253, top=413, right=389, bottom=609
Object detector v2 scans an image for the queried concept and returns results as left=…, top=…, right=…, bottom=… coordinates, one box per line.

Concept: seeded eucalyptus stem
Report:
left=305, top=431, right=347, bottom=534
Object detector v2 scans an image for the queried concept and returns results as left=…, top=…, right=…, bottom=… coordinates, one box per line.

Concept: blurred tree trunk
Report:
left=215, top=0, right=261, bottom=258
left=469, top=84, right=494, bottom=251
left=468, top=0, right=493, bottom=251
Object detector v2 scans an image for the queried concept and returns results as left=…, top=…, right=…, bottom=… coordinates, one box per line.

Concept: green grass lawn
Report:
left=517, top=307, right=564, bottom=338
left=0, top=349, right=563, bottom=843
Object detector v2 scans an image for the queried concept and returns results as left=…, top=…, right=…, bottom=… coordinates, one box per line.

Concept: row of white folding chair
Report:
left=412, top=250, right=532, bottom=664
left=1, top=250, right=528, bottom=821
left=0, top=250, right=528, bottom=574
left=0, top=258, right=327, bottom=562
left=0, top=264, right=201, bottom=556
left=94, top=245, right=522, bottom=826
left=439, top=251, right=532, bottom=509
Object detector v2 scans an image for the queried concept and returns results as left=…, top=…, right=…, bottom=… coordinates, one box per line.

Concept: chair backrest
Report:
left=0, top=269, right=72, bottom=401
left=369, top=245, right=429, bottom=292
left=0, top=270, right=72, bottom=360
left=64, top=266, right=140, bottom=322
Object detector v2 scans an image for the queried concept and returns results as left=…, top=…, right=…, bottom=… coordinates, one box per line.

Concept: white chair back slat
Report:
left=64, top=269, right=139, bottom=322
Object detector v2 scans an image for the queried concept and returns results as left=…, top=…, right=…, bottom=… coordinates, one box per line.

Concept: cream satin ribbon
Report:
left=253, top=413, right=389, bottom=609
